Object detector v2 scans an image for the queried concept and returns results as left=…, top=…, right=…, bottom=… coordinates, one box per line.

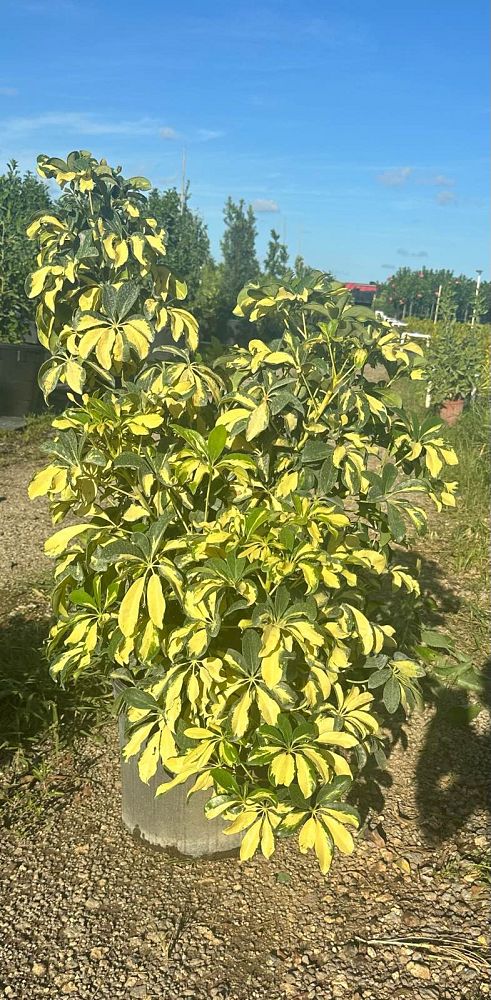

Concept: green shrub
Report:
left=28, top=152, right=478, bottom=875
left=0, top=160, right=52, bottom=342
left=406, top=317, right=490, bottom=404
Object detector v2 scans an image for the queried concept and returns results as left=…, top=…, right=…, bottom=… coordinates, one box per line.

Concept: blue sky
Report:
left=0, top=0, right=488, bottom=281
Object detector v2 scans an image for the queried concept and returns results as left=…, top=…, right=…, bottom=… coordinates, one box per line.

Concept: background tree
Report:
left=263, top=228, right=289, bottom=279
left=193, top=260, right=224, bottom=338
left=220, top=198, right=259, bottom=313
left=376, top=267, right=491, bottom=323
left=437, top=282, right=456, bottom=330
left=293, top=255, right=309, bottom=280
left=0, top=160, right=52, bottom=342
left=146, top=185, right=210, bottom=303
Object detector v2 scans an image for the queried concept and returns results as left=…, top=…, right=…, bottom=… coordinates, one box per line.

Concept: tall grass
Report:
left=447, top=401, right=490, bottom=589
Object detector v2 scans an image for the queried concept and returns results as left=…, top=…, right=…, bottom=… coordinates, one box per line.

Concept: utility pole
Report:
left=179, top=148, right=187, bottom=215
left=297, top=223, right=304, bottom=257
left=433, top=284, right=442, bottom=324
left=471, top=269, right=483, bottom=327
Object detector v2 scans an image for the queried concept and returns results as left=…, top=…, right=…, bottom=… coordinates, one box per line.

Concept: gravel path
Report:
left=0, top=714, right=489, bottom=1000
left=0, top=428, right=489, bottom=1000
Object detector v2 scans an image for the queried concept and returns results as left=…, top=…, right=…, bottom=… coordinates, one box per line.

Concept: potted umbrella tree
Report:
left=29, top=151, right=477, bottom=872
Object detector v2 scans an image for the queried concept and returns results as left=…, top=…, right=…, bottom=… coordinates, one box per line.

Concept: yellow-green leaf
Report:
left=322, top=814, right=355, bottom=854
left=246, top=400, right=270, bottom=441
left=239, top=818, right=262, bottom=861
left=270, top=751, right=295, bottom=786
left=260, top=816, right=275, bottom=858
left=44, top=524, right=92, bottom=556
left=350, top=607, right=374, bottom=655
left=314, top=821, right=333, bottom=874
left=138, top=731, right=160, bottom=783
left=298, top=815, right=316, bottom=853
left=28, top=465, right=57, bottom=499
left=65, top=360, right=86, bottom=394
left=118, top=577, right=145, bottom=637
left=25, top=266, right=51, bottom=298
left=231, top=690, right=252, bottom=738
left=123, top=721, right=155, bottom=761
left=425, top=445, right=443, bottom=477
left=147, top=574, right=165, bottom=629
left=295, top=754, right=315, bottom=798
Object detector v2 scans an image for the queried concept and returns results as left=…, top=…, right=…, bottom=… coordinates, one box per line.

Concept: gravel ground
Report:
left=0, top=454, right=52, bottom=593
left=0, top=427, right=489, bottom=1000
left=0, top=714, right=489, bottom=1000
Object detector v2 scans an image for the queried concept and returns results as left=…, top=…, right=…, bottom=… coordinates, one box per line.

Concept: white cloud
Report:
left=0, top=112, right=224, bottom=147
left=397, top=248, right=428, bottom=258
left=432, top=174, right=454, bottom=187
left=417, top=172, right=455, bottom=187
left=0, top=87, right=18, bottom=97
left=0, top=112, right=166, bottom=137
left=252, top=198, right=280, bottom=213
left=377, top=167, right=413, bottom=187
left=436, top=190, right=456, bottom=206
left=160, top=126, right=180, bottom=140
left=196, top=128, right=224, bottom=142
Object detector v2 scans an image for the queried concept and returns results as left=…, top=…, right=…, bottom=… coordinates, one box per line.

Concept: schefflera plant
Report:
left=26, top=149, right=198, bottom=398
left=29, top=153, right=461, bottom=875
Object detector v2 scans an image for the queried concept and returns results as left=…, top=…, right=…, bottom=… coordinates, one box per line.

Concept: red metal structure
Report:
left=344, top=282, right=378, bottom=306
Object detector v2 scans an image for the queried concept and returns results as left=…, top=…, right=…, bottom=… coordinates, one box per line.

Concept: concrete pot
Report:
left=117, top=713, right=241, bottom=858
left=439, top=397, right=464, bottom=426
left=0, top=342, right=46, bottom=417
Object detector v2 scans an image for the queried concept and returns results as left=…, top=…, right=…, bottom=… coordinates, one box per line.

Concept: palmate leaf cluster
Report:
left=26, top=150, right=199, bottom=397
left=29, top=153, right=463, bottom=875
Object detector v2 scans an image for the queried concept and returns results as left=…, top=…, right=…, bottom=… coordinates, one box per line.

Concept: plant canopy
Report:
left=28, top=151, right=477, bottom=875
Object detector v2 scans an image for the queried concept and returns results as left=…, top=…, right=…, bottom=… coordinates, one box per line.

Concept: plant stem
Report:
left=204, top=469, right=213, bottom=522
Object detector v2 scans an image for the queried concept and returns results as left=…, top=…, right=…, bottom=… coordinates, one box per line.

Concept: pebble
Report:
left=407, top=961, right=432, bottom=980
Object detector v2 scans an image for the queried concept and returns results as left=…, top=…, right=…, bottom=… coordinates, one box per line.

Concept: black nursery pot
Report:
left=0, top=342, right=47, bottom=417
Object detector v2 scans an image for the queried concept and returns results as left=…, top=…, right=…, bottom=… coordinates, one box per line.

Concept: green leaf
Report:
left=275, top=871, right=291, bottom=884
left=301, top=441, right=333, bottom=464
left=383, top=675, right=401, bottom=713
left=122, top=688, right=159, bottom=711
left=127, top=176, right=152, bottom=190
left=387, top=503, right=406, bottom=542
left=367, top=667, right=392, bottom=689
left=420, top=629, right=454, bottom=651
left=207, top=425, right=227, bottom=463
left=210, top=767, right=240, bottom=794
left=116, top=281, right=141, bottom=320
left=38, top=359, right=62, bottom=399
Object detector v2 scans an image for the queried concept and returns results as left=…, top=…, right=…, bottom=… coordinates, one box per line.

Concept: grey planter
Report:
left=117, top=714, right=241, bottom=858
left=0, top=342, right=46, bottom=416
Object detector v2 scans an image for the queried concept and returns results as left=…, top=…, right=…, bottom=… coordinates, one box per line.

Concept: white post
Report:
left=471, top=269, right=482, bottom=327
left=434, top=285, right=442, bottom=324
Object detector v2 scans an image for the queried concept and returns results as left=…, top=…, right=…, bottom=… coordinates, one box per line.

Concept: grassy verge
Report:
left=0, top=411, right=54, bottom=467
left=0, top=604, right=112, bottom=832
left=398, top=381, right=490, bottom=658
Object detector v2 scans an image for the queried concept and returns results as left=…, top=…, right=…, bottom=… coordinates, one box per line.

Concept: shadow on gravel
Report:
left=415, top=657, right=491, bottom=843
left=0, top=612, right=108, bottom=765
